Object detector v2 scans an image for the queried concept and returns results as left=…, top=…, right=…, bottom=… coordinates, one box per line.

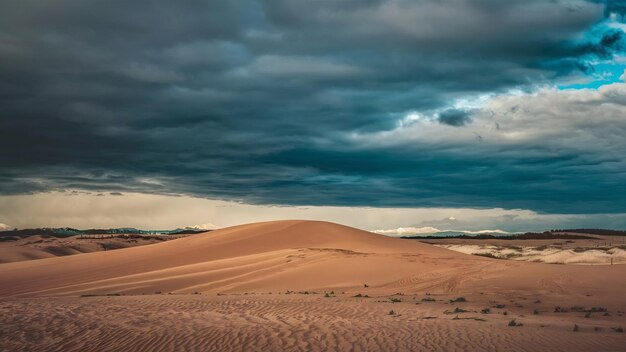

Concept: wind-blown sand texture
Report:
left=0, top=220, right=624, bottom=351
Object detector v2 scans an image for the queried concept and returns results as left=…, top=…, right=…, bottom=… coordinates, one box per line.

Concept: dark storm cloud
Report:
left=437, top=109, right=474, bottom=127
left=1, top=0, right=626, bottom=213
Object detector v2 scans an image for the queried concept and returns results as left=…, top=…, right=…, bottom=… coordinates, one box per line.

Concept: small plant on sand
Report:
left=613, top=327, right=624, bottom=333
left=421, top=297, right=436, bottom=302
left=573, top=324, right=579, bottom=332
left=588, top=307, right=607, bottom=312
left=495, top=304, right=506, bottom=309
left=503, top=311, right=508, bottom=316
left=353, top=293, right=363, bottom=297
left=508, top=319, right=522, bottom=327
left=481, top=308, right=490, bottom=314
left=390, top=297, right=402, bottom=303
left=389, top=309, right=395, bottom=315
left=325, top=293, right=331, bottom=298
left=450, top=297, right=466, bottom=303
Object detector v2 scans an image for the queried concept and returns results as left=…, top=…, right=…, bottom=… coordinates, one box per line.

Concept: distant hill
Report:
left=0, top=227, right=211, bottom=238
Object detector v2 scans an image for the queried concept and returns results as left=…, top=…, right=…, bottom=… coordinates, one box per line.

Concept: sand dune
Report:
left=1, top=220, right=624, bottom=351
left=0, top=220, right=476, bottom=296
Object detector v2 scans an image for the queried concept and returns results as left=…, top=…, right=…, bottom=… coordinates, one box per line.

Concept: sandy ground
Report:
left=0, top=235, right=181, bottom=264
left=0, top=220, right=624, bottom=351
left=1, top=294, right=624, bottom=352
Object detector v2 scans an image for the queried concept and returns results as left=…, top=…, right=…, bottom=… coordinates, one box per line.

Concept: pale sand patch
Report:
left=438, top=244, right=626, bottom=265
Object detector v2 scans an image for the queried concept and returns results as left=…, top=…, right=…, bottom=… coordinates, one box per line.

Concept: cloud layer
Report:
left=1, top=1, right=625, bottom=214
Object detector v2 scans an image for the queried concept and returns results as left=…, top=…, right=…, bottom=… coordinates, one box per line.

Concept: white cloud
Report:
left=351, top=80, right=626, bottom=165
left=373, top=226, right=441, bottom=236
left=373, top=226, right=511, bottom=237
left=621, top=69, right=626, bottom=82
left=0, top=223, right=12, bottom=231
left=185, top=223, right=218, bottom=230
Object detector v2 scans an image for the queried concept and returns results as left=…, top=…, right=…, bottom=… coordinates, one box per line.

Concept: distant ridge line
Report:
left=0, top=227, right=211, bottom=238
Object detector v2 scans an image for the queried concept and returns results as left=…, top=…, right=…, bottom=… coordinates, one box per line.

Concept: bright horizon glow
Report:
left=3, top=192, right=626, bottom=233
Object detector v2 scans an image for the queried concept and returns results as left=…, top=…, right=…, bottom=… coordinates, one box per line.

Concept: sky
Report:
left=1, top=1, right=626, bottom=233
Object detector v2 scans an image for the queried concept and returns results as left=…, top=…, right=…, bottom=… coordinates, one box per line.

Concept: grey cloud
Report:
left=0, top=1, right=625, bottom=215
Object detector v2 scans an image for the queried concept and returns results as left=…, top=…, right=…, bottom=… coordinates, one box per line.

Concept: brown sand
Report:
left=0, top=220, right=624, bottom=351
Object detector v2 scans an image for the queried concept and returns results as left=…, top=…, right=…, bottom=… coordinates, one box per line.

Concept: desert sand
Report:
left=0, top=220, right=624, bottom=351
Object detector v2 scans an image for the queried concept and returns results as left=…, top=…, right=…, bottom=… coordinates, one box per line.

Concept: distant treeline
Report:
left=549, top=229, right=626, bottom=236
left=403, top=232, right=596, bottom=240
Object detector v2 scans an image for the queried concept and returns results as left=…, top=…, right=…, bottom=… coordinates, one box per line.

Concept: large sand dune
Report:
left=1, top=220, right=624, bottom=351
left=0, top=220, right=477, bottom=296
